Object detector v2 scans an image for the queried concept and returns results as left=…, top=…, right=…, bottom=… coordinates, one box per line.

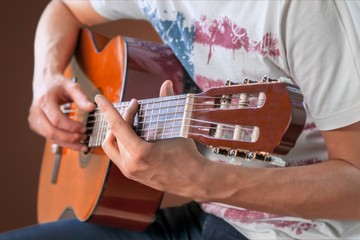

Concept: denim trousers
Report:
left=0, top=202, right=248, bottom=240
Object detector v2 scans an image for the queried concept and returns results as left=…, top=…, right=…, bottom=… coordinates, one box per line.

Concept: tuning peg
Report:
left=229, top=149, right=246, bottom=158
left=261, top=75, right=278, bottom=83
left=224, top=79, right=238, bottom=86
left=212, top=147, right=229, bottom=155
left=212, top=147, right=287, bottom=167
left=241, top=77, right=258, bottom=84
left=244, top=151, right=286, bottom=167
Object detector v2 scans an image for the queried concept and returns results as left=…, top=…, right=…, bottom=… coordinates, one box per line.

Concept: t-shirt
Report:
left=90, top=1, right=360, bottom=239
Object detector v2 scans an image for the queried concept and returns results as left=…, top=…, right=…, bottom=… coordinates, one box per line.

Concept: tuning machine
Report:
left=225, top=75, right=281, bottom=86
left=211, top=146, right=286, bottom=167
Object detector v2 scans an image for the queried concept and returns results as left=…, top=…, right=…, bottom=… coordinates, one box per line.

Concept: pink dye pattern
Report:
left=203, top=203, right=316, bottom=236
left=287, top=158, right=323, bottom=167
left=303, top=122, right=317, bottom=131
left=224, top=208, right=279, bottom=221
left=265, top=220, right=317, bottom=235
left=195, top=74, right=224, bottom=90
left=224, top=208, right=316, bottom=235
left=194, top=16, right=280, bottom=64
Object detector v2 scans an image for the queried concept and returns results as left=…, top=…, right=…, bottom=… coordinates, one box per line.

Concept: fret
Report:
left=142, top=100, right=150, bottom=141
left=162, top=99, right=171, bottom=140
left=101, top=116, right=107, bottom=144
left=153, top=100, right=161, bottom=141
left=97, top=110, right=102, bottom=146
left=174, top=96, right=184, bottom=138
left=154, top=101, right=166, bottom=140
left=171, top=98, right=178, bottom=138
left=148, top=99, right=155, bottom=141
left=97, top=111, right=102, bottom=146
left=168, top=97, right=178, bottom=139
left=94, top=111, right=100, bottom=146
left=86, top=111, right=94, bottom=147
left=91, top=110, right=100, bottom=147
left=138, top=101, right=146, bottom=139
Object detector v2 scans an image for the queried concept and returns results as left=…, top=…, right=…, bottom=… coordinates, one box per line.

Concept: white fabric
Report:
left=90, top=1, right=360, bottom=239
left=90, top=0, right=145, bottom=20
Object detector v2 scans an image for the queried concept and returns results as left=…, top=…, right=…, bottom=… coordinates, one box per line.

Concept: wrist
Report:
left=32, top=67, right=67, bottom=96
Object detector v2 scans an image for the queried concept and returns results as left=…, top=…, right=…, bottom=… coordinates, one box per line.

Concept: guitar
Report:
left=37, top=29, right=306, bottom=231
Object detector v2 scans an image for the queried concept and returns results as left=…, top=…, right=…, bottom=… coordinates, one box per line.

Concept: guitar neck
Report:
left=87, top=94, right=194, bottom=147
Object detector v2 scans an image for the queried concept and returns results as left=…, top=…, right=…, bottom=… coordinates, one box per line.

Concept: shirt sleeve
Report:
left=285, top=0, right=360, bottom=131
left=90, top=0, right=145, bottom=20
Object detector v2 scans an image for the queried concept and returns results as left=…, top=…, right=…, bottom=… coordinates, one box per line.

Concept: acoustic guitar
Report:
left=37, top=29, right=306, bottom=231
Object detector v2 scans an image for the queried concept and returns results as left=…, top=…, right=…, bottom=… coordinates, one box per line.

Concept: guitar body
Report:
left=38, top=29, right=190, bottom=230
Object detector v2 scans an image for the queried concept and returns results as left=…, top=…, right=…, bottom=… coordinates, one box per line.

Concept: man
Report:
left=2, top=0, right=360, bottom=239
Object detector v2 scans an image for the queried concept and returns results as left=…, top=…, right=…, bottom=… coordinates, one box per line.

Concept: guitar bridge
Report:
left=211, top=147, right=286, bottom=167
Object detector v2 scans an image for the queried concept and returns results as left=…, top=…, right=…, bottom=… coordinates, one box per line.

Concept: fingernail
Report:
left=167, top=82, right=174, bottom=95
left=81, top=146, right=88, bottom=152
left=94, top=94, right=103, bottom=104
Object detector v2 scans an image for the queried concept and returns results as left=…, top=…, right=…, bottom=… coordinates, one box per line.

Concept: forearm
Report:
left=200, top=158, right=360, bottom=220
left=33, top=0, right=82, bottom=91
left=29, top=0, right=105, bottom=150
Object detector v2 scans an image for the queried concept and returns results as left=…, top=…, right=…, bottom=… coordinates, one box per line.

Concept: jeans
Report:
left=0, top=202, right=248, bottom=240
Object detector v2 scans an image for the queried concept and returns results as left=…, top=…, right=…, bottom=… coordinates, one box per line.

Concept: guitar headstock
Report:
left=185, top=76, right=306, bottom=166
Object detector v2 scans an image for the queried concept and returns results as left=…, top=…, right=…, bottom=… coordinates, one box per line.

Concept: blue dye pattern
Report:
left=141, top=3, right=195, bottom=78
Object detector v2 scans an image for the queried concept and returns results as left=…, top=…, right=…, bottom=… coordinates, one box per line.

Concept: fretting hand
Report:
left=95, top=80, right=210, bottom=199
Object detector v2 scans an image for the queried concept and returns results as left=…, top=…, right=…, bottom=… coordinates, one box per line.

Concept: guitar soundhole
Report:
left=79, top=151, right=92, bottom=168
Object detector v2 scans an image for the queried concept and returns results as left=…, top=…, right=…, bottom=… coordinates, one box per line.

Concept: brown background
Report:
left=0, top=0, right=161, bottom=233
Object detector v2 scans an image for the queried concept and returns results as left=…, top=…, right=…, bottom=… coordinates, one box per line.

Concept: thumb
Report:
left=159, top=80, right=174, bottom=97
left=64, top=79, right=96, bottom=112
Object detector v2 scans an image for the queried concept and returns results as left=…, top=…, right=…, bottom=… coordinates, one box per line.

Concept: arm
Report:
left=204, top=124, right=360, bottom=219
left=95, top=89, right=360, bottom=220
left=29, top=0, right=108, bottom=151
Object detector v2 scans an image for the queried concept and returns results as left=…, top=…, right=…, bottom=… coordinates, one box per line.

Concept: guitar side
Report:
left=37, top=29, right=188, bottom=231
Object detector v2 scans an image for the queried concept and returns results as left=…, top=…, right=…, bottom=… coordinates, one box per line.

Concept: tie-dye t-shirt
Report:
left=91, top=1, right=360, bottom=239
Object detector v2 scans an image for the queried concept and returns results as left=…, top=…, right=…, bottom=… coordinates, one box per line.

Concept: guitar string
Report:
left=85, top=100, right=263, bottom=127
left=84, top=128, right=253, bottom=145
left=86, top=116, right=252, bottom=132
left=83, top=117, right=256, bottom=143
left=61, top=95, right=264, bottom=116
left=84, top=129, right=255, bottom=145
left=63, top=100, right=264, bottom=125
left=135, top=125, right=255, bottom=140
left=84, top=120, right=254, bottom=136
left=61, top=101, right=259, bottom=115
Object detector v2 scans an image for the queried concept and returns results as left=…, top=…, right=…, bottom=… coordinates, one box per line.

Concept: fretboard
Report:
left=87, top=94, right=190, bottom=147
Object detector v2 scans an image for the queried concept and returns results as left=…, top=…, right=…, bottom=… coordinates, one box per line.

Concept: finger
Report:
left=29, top=108, right=88, bottom=151
left=123, top=99, right=139, bottom=125
left=102, top=130, right=120, bottom=161
left=159, top=80, right=174, bottom=97
left=42, top=100, right=87, bottom=133
left=64, top=80, right=96, bottom=112
left=95, top=94, right=141, bottom=148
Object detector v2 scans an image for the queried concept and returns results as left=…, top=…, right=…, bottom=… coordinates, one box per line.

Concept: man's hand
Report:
left=29, top=0, right=105, bottom=152
left=28, top=74, right=95, bottom=151
left=95, top=80, right=210, bottom=199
